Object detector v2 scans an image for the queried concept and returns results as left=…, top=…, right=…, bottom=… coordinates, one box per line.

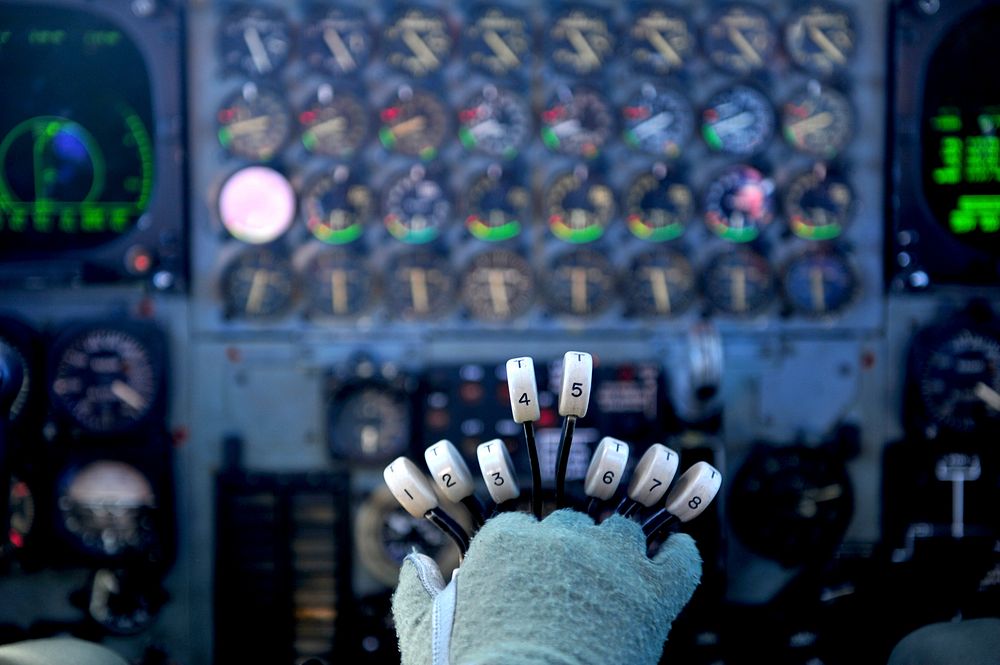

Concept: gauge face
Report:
left=704, top=3, right=777, bottom=75
left=919, top=329, right=1000, bottom=434
left=627, top=6, right=696, bottom=76
left=626, top=247, right=697, bottom=317
left=703, top=247, right=775, bottom=316
left=464, top=6, right=531, bottom=77
left=785, top=3, right=856, bottom=77
left=330, top=387, right=411, bottom=461
left=540, top=88, right=614, bottom=158
left=545, top=248, right=618, bottom=317
left=545, top=168, right=615, bottom=244
left=302, top=166, right=372, bottom=245
left=784, top=167, right=855, bottom=240
left=783, top=248, right=859, bottom=316
left=299, top=86, right=369, bottom=158
left=217, top=85, right=291, bottom=161
left=458, top=86, right=531, bottom=159
left=466, top=165, right=529, bottom=242
left=461, top=249, right=535, bottom=322
left=548, top=7, right=614, bottom=76
left=378, top=88, right=450, bottom=160
left=782, top=86, right=854, bottom=158
left=383, top=7, right=453, bottom=77
left=301, top=6, right=372, bottom=75
left=51, top=327, right=160, bottom=433
left=384, top=249, right=456, bottom=320
left=220, top=246, right=296, bottom=320
left=218, top=166, right=296, bottom=244
left=704, top=166, right=776, bottom=243
left=622, top=84, right=694, bottom=159
left=625, top=168, right=693, bottom=242
left=4, top=478, right=34, bottom=556
left=702, top=86, right=774, bottom=156
left=304, top=248, right=375, bottom=319
left=218, top=6, right=292, bottom=77
left=383, top=166, right=451, bottom=244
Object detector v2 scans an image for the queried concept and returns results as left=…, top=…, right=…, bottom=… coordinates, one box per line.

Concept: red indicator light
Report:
left=299, top=111, right=317, bottom=124
left=458, top=108, right=479, bottom=123
left=542, top=107, right=564, bottom=123
left=623, top=106, right=648, bottom=120
left=381, top=106, right=401, bottom=122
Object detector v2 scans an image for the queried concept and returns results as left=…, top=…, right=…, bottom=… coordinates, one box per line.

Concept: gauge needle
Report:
left=789, top=112, right=834, bottom=136
left=731, top=267, right=748, bottom=313
left=247, top=270, right=269, bottom=314
left=390, top=115, right=427, bottom=138
left=807, top=24, right=846, bottom=65
left=484, top=29, right=520, bottom=67
left=331, top=270, right=348, bottom=315
left=111, top=380, right=147, bottom=411
left=647, top=268, right=672, bottom=314
left=712, top=111, right=756, bottom=133
left=403, top=29, right=440, bottom=69
left=727, top=26, right=763, bottom=67
left=323, top=27, right=357, bottom=72
left=243, top=27, right=273, bottom=73
left=361, top=425, right=379, bottom=454
left=810, top=267, right=827, bottom=312
left=798, top=484, right=843, bottom=518
left=409, top=268, right=429, bottom=314
left=311, top=117, right=346, bottom=137
left=567, top=28, right=600, bottom=68
left=226, top=116, right=272, bottom=136
left=974, top=382, right=1000, bottom=411
left=646, top=28, right=683, bottom=66
left=571, top=267, right=589, bottom=314
left=487, top=269, right=510, bottom=317
left=633, top=113, right=673, bottom=140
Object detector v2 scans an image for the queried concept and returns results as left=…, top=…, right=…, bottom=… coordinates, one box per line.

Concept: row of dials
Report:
left=217, top=162, right=854, bottom=247
left=217, top=243, right=861, bottom=321
left=218, top=3, right=857, bottom=80
left=217, top=80, right=854, bottom=162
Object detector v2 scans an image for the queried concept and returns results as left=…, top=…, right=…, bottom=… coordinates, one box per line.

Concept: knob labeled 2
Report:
left=425, top=439, right=475, bottom=504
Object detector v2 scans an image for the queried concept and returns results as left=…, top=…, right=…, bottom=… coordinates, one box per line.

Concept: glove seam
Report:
left=405, top=552, right=443, bottom=598
left=431, top=572, right=459, bottom=665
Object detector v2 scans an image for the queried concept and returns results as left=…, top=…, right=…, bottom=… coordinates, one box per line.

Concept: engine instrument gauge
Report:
left=216, top=85, right=291, bottom=161
left=465, top=164, right=529, bottom=242
left=301, top=6, right=372, bottom=76
left=626, top=247, right=697, bottom=317
left=625, top=165, right=693, bottom=242
left=302, top=165, right=372, bottom=245
left=547, top=7, right=614, bottom=77
left=384, top=249, right=456, bottom=320
left=378, top=88, right=450, bottom=160
left=627, top=6, right=696, bottom=76
left=918, top=329, right=1000, bottom=435
left=464, top=6, right=531, bottom=77
left=784, top=166, right=855, bottom=241
left=0, top=317, right=36, bottom=425
left=220, top=246, right=297, bottom=320
left=458, top=86, right=531, bottom=159
left=461, top=248, right=535, bottom=322
left=622, top=84, right=694, bottom=159
left=303, top=248, right=375, bottom=320
left=782, top=85, right=854, bottom=158
left=544, top=248, right=618, bottom=317
left=703, top=247, right=776, bottom=316
left=702, top=86, right=774, bottom=156
left=299, top=85, right=369, bottom=158
left=782, top=247, right=859, bottom=317
left=330, top=386, right=411, bottom=461
left=785, top=2, right=857, bottom=77
left=218, top=166, right=296, bottom=245
left=704, top=3, right=777, bottom=75
left=704, top=166, right=776, bottom=243
left=540, top=87, right=614, bottom=159
left=218, top=5, right=292, bottom=77
left=545, top=167, right=615, bottom=244
left=383, top=7, right=453, bottom=77
left=383, top=166, right=451, bottom=244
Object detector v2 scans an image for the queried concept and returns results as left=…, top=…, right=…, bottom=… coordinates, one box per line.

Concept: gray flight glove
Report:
left=392, top=509, right=702, bottom=665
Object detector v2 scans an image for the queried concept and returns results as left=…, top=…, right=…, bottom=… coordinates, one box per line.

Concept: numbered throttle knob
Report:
left=425, top=439, right=475, bottom=503
left=506, top=357, right=540, bottom=423
left=559, top=351, right=593, bottom=417
left=477, top=438, right=521, bottom=505
left=664, top=461, right=722, bottom=522
left=383, top=457, right=439, bottom=518
left=584, top=437, right=630, bottom=500
left=627, top=444, right=679, bottom=508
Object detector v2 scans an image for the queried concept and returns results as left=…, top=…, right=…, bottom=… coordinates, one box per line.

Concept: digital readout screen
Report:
left=0, top=5, right=154, bottom=254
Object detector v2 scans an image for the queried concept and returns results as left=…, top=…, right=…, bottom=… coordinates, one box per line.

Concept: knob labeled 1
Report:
left=506, top=357, right=540, bottom=423
left=584, top=437, right=630, bottom=500
left=627, top=444, right=679, bottom=508
left=559, top=351, right=593, bottom=417
left=477, top=438, right=521, bottom=504
left=383, top=457, right=440, bottom=518
left=425, top=439, right=475, bottom=503
left=664, top=461, right=722, bottom=522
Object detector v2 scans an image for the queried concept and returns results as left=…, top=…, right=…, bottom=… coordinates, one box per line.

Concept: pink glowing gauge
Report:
left=218, top=166, right=296, bottom=244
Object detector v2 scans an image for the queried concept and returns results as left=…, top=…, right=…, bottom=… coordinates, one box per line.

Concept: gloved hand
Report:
left=392, top=509, right=702, bottom=665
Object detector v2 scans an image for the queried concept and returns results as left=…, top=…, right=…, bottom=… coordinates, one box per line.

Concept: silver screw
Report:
left=917, top=0, right=940, bottom=16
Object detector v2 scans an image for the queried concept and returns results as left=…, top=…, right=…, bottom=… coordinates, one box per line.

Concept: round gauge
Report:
left=330, top=386, right=411, bottom=461
left=216, top=85, right=291, bottom=161
left=545, top=167, right=615, bottom=244
left=544, top=248, right=618, bottom=317
left=704, top=165, right=776, bottom=243
left=303, top=248, right=375, bottom=319
left=465, top=164, right=529, bottom=242
left=383, top=166, right=451, bottom=244
left=458, top=86, right=531, bottom=159
left=622, top=84, right=694, bottom=159
left=383, top=7, right=453, bottom=77
left=702, top=85, right=774, bottom=156
left=301, top=6, right=372, bottom=75
left=3, top=477, right=34, bottom=557
left=782, top=248, right=859, bottom=317
left=0, top=318, right=35, bottom=425
left=302, top=165, right=372, bottom=245
left=784, top=166, right=855, bottom=240
left=50, top=327, right=160, bottom=434
left=782, top=85, right=854, bottom=158
left=220, top=246, right=297, bottom=320
left=626, top=247, right=697, bottom=317
left=703, top=3, right=778, bottom=75
left=547, top=7, right=614, bottom=77
left=625, top=166, right=694, bottom=242
left=299, top=85, right=370, bottom=158
left=540, top=87, right=614, bottom=159
left=785, top=3, right=857, bottom=77
left=218, top=5, right=292, bottom=77
left=464, top=6, right=531, bottom=77
left=703, top=247, right=776, bottom=317
left=218, top=166, right=296, bottom=244
left=378, top=88, right=450, bottom=160
left=919, top=329, right=1000, bottom=434
left=86, top=569, right=157, bottom=636
left=58, top=461, right=157, bottom=559
left=384, top=249, right=457, bottom=320
left=627, top=6, right=696, bottom=76
left=461, top=249, right=535, bottom=322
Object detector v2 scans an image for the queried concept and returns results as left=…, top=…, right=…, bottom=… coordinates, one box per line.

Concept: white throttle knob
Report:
left=664, top=461, right=722, bottom=522
left=583, top=437, right=630, bottom=500
left=477, top=438, right=521, bottom=504
left=506, top=357, right=540, bottom=423
left=383, top=457, right=439, bottom=519
left=558, top=351, right=593, bottom=417
left=424, top=439, right=475, bottom=503
left=627, top=444, right=679, bottom=507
